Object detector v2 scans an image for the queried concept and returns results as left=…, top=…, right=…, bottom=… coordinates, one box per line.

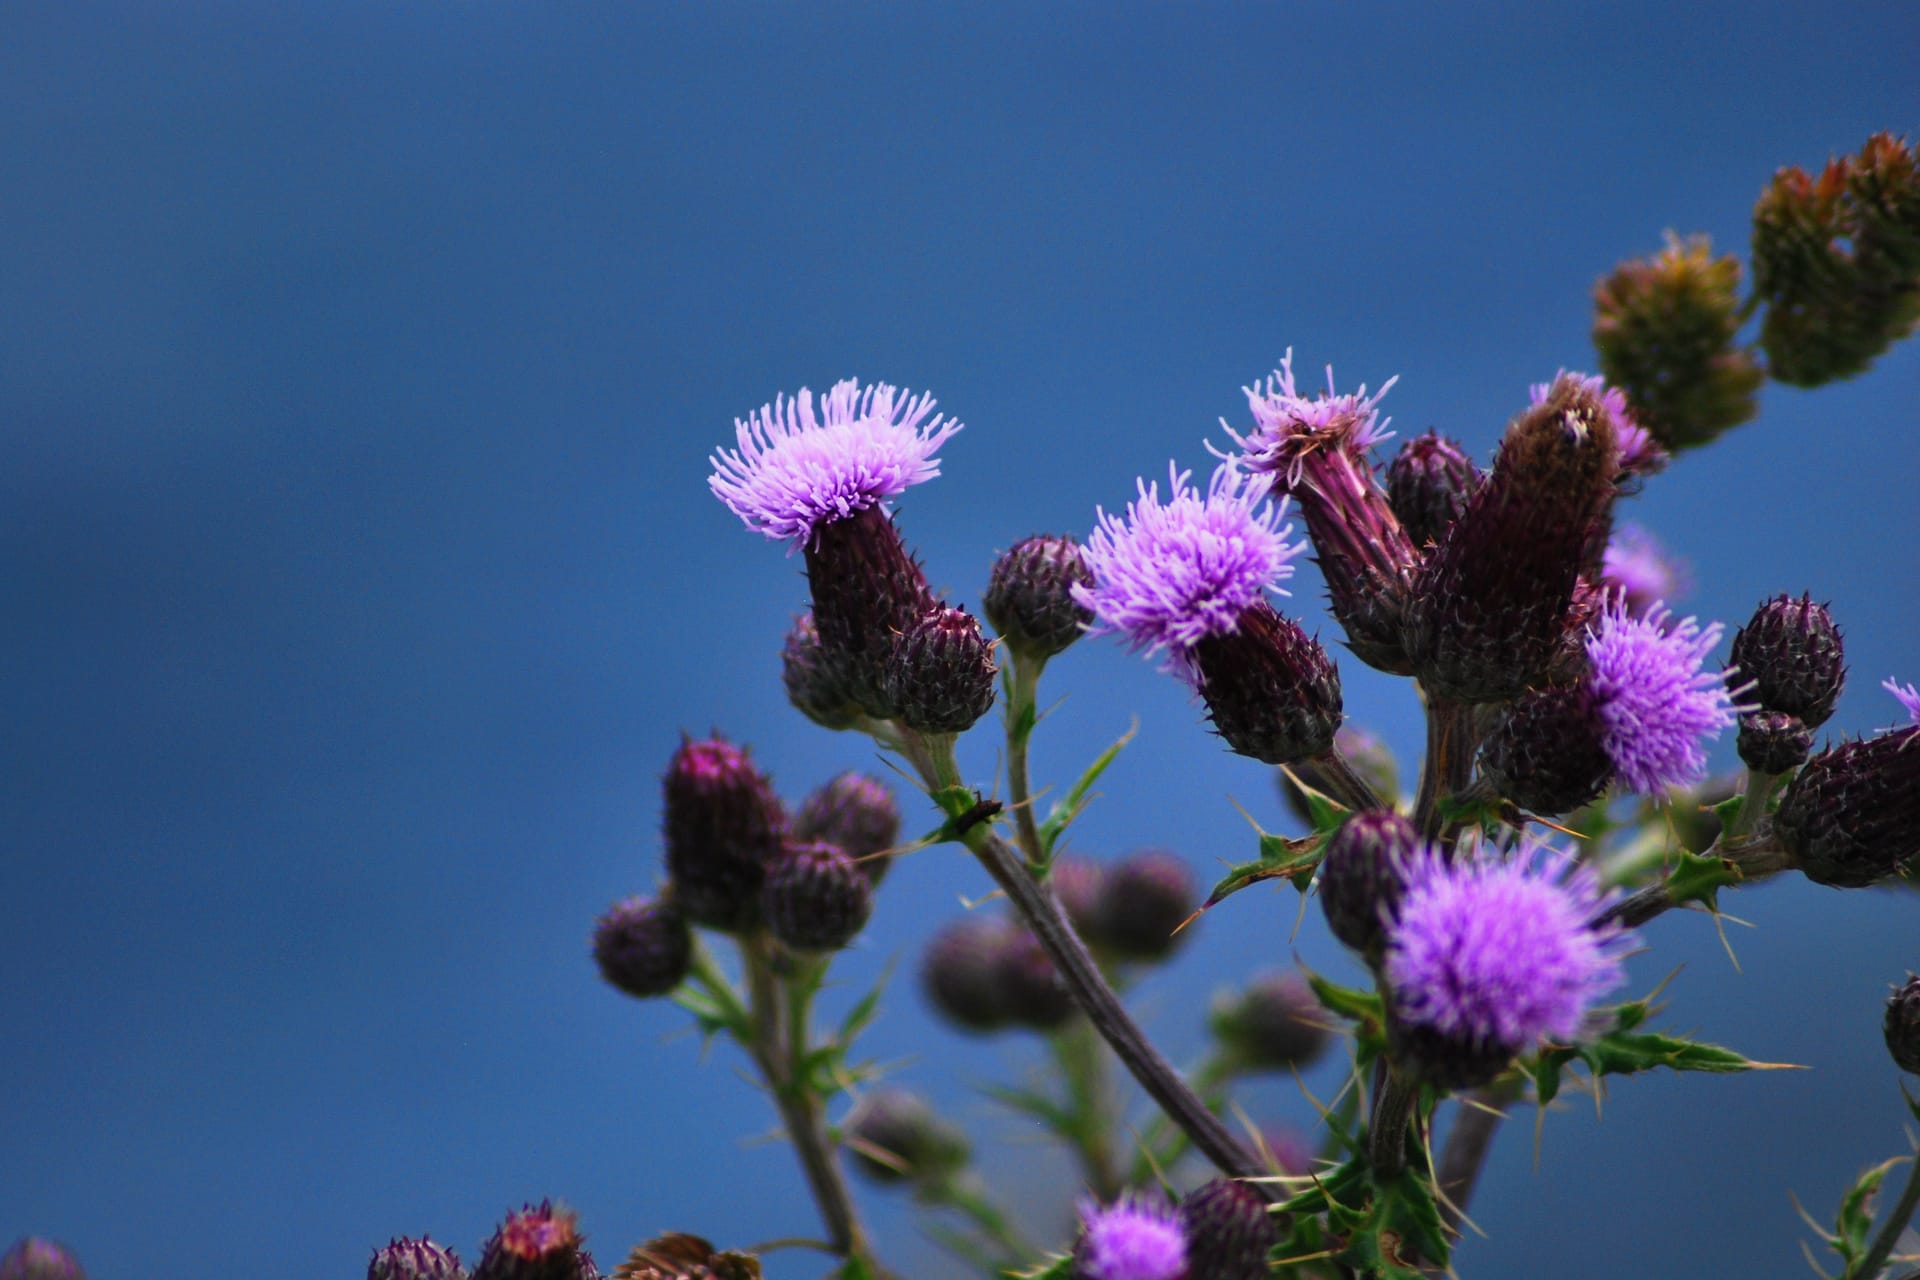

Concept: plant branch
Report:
left=1368, top=1064, right=1420, bottom=1178
left=1311, top=744, right=1387, bottom=813
left=1002, top=652, right=1049, bottom=867
left=1412, top=691, right=1476, bottom=846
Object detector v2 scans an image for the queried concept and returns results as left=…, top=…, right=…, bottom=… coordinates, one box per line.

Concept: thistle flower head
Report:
left=709, top=379, right=961, bottom=546
left=1073, top=1195, right=1189, bottom=1280
left=368, top=1236, right=465, bottom=1280
left=1884, top=677, right=1920, bottom=726
left=1075, top=462, right=1302, bottom=658
left=1529, top=370, right=1667, bottom=476
left=1584, top=601, right=1743, bottom=793
left=0, top=1240, right=87, bottom=1280
left=1224, top=349, right=1397, bottom=489
left=1386, top=840, right=1632, bottom=1065
left=1601, top=523, right=1691, bottom=616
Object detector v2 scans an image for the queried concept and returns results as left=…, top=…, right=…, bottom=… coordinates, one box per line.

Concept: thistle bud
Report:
left=844, top=1088, right=970, bottom=1186
left=1048, top=853, right=1108, bottom=943
left=0, top=1240, right=87, bottom=1280
left=1479, top=684, right=1613, bottom=816
left=1189, top=601, right=1342, bottom=765
left=998, top=926, right=1076, bottom=1030
left=1087, top=848, right=1197, bottom=962
left=984, top=534, right=1095, bottom=661
left=1210, top=971, right=1331, bottom=1071
left=763, top=840, right=874, bottom=952
left=661, top=736, right=786, bottom=932
left=1318, top=809, right=1419, bottom=961
left=472, top=1202, right=595, bottom=1280
left=1736, top=710, right=1812, bottom=774
left=1775, top=726, right=1920, bottom=888
left=794, top=771, right=899, bottom=886
left=1387, top=430, right=1482, bottom=550
left=1592, top=233, right=1764, bottom=451
left=804, top=504, right=938, bottom=719
left=1728, top=594, right=1846, bottom=727
left=1179, top=1180, right=1278, bottom=1280
left=922, top=916, right=1018, bottom=1033
left=369, top=1238, right=466, bottom=1280
left=592, top=895, right=692, bottom=1000
left=1281, top=726, right=1400, bottom=828
left=1885, top=976, right=1920, bottom=1075
left=779, top=613, right=862, bottom=731
left=883, top=605, right=997, bottom=735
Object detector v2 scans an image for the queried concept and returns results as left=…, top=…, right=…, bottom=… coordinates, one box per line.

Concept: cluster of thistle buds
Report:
left=363, top=1208, right=766, bottom=1280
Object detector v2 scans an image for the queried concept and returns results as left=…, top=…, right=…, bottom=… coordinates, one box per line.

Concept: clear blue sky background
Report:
left=3, top=5, right=1917, bottom=1277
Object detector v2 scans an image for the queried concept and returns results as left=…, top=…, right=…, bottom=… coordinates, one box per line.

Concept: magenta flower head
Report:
left=368, top=1236, right=465, bottom=1280
left=1529, top=370, right=1668, bottom=478
left=1584, top=600, right=1743, bottom=794
left=1073, top=1195, right=1189, bottom=1280
left=1222, top=352, right=1420, bottom=673
left=1385, top=839, right=1633, bottom=1089
left=1601, top=523, right=1691, bottom=617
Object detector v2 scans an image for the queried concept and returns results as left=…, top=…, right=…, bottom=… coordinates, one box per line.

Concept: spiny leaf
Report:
left=1833, top=1156, right=1905, bottom=1267
left=1530, top=1003, right=1795, bottom=1104
left=1037, top=720, right=1137, bottom=859
left=1664, top=846, right=1744, bottom=911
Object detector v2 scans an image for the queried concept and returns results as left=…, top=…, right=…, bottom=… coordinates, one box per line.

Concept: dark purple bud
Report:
left=1387, top=430, right=1482, bottom=550
left=1479, top=684, right=1614, bottom=815
left=922, top=916, right=1018, bottom=1033
left=997, top=926, right=1076, bottom=1031
left=984, top=534, right=1095, bottom=661
left=1886, top=975, right=1920, bottom=1075
left=1092, top=849, right=1197, bottom=962
left=1179, top=1180, right=1278, bottom=1280
left=883, top=605, right=998, bottom=735
left=794, top=771, right=899, bottom=886
left=1210, top=971, right=1331, bottom=1071
left=804, top=505, right=937, bottom=718
left=1728, top=594, right=1846, bottom=727
left=472, top=1203, right=594, bottom=1280
left=1385, top=1017, right=1517, bottom=1091
left=1736, top=710, right=1812, bottom=774
left=1407, top=375, right=1620, bottom=703
left=844, top=1088, right=970, bottom=1186
left=780, top=613, right=863, bottom=731
left=763, top=840, right=874, bottom=952
left=1189, top=601, right=1342, bottom=765
left=0, top=1240, right=87, bottom=1280
left=369, top=1237, right=466, bottom=1280
left=1281, top=726, right=1400, bottom=828
left=661, top=736, right=786, bottom=932
left=592, top=895, right=692, bottom=1000
left=1318, top=809, right=1419, bottom=961
left=1776, top=726, right=1920, bottom=888
left=1048, top=854, right=1108, bottom=943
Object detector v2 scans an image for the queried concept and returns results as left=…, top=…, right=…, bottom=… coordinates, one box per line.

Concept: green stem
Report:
left=1597, top=830, right=1793, bottom=929
left=1727, top=766, right=1784, bottom=841
left=1003, top=652, right=1048, bottom=867
left=1368, top=1065, right=1420, bottom=1178
left=1311, top=744, right=1386, bottom=813
left=1848, top=1152, right=1920, bottom=1280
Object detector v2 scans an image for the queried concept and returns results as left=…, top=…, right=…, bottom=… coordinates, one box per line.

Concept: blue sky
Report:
left=2, top=4, right=1916, bottom=1277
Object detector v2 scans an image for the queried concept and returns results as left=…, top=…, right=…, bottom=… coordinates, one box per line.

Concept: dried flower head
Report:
left=1073, top=1196, right=1189, bottom=1280
left=1584, top=601, right=1743, bottom=794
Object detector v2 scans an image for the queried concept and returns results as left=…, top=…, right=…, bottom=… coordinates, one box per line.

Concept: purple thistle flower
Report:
left=709, top=379, right=962, bottom=546
left=1584, top=600, right=1744, bottom=793
left=1075, top=462, right=1302, bottom=661
left=1073, top=1195, right=1189, bottom=1280
left=1529, top=370, right=1667, bottom=476
left=1386, top=840, right=1632, bottom=1064
left=1884, top=677, right=1920, bottom=725
left=1601, top=522, right=1691, bottom=617
left=1223, top=349, right=1397, bottom=487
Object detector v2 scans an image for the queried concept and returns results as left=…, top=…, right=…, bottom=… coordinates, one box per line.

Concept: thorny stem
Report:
left=1596, top=832, right=1793, bottom=929
left=925, top=1171, right=1034, bottom=1268
left=1126, top=1053, right=1236, bottom=1186
left=1849, top=1150, right=1920, bottom=1280
left=1003, top=652, right=1049, bottom=867
left=1412, top=691, right=1476, bottom=847
left=1727, top=766, right=1784, bottom=842
left=1311, top=744, right=1387, bottom=813
left=1368, top=1063, right=1421, bottom=1179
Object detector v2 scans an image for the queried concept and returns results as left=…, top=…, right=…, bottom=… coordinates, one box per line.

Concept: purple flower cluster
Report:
left=1224, top=349, right=1397, bottom=489
left=1585, top=600, right=1744, bottom=793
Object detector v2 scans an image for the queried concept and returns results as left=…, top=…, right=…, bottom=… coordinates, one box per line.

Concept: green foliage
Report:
left=1529, top=996, right=1787, bottom=1106
left=1279, top=1152, right=1450, bottom=1275
left=1035, top=720, right=1137, bottom=862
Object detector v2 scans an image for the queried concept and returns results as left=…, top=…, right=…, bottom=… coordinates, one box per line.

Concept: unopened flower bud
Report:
left=661, top=736, right=786, bottom=932
left=780, top=613, right=862, bottom=731
left=1049, top=854, right=1108, bottom=943
left=1189, top=602, right=1342, bottom=765
left=1736, top=710, right=1812, bottom=774
left=1886, top=976, right=1920, bottom=1075
left=472, top=1202, right=595, bottom=1280
left=0, top=1240, right=86, bottom=1280
left=1776, top=726, right=1920, bottom=888
left=369, top=1237, right=466, bottom=1280
left=1179, top=1180, right=1277, bottom=1280
left=805, top=505, right=939, bottom=719
left=794, top=772, right=900, bottom=886
left=1092, top=849, right=1196, bottom=962
left=984, top=534, right=1095, bottom=661
left=1480, top=685, right=1613, bottom=815
left=845, top=1088, right=970, bottom=1186
left=1281, top=726, right=1399, bottom=827
left=1318, top=810, right=1419, bottom=961
left=592, top=895, right=692, bottom=1000
left=1387, top=431, right=1482, bottom=550
left=923, top=916, right=1018, bottom=1033
left=763, top=841, right=874, bottom=952
left=1211, top=971, right=1331, bottom=1071
left=883, top=605, right=997, bottom=735
left=998, top=926, right=1076, bottom=1030
left=1729, top=594, right=1846, bottom=727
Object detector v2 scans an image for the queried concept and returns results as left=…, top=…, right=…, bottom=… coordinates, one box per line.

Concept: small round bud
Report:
left=1777, top=728, right=1920, bottom=888
left=998, top=926, right=1076, bottom=1030
left=984, top=534, right=1095, bottom=661
left=472, top=1202, right=594, bottom=1280
left=883, top=605, right=997, bottom=734
left=794, top=772, right=899, bottom=886
left=844, top=1088, right=970, bottom=1186
left=0, top=1240, right=87, bottom=1280
left=1728, top=594, right=1846, bottom=728
left=592, top=895, right=692, bottom=999
left=1189, top=601, right=1342, bottom=765
left=1886, top=976, right=1920, bottom=1075
left=1318, top=810, right=1418, bottom=961
left=1092, top=849, right=1196, bottom=962
left=1048, top=854, right=1108, bottom=943
left=369, top=1237, right=466, bottom=1280
left=1479, top=684, right=1613, bottom=815
left=922, top=916, right=1018, bottom=1033
left=780, top=613, right=862, bottom=731
left=662, top=736, right=786, bottom=932
left=1736, top=710, right=1812, bottom=774
left=1179, top=1180, right=1277, bottom=1280
left=1210, top=971, right=1331, bottom=1072
left=1387, top=430, right=1482, bottom=549
left=763, top=841, right=874, bottom=952
left=1280, top=726, right=1399, bottom=828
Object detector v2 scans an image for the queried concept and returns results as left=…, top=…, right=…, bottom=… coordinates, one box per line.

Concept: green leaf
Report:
left=1036, top=721, right=1137, bottom=859
left=1664, top=846, right=1742, bottom=910
left=1304, top=970, right=1385, bottom=1028
left=835, top=964, right=893, bottom=1049
left=670, top=986, right=749, bottom=1042
left=1197, top=837, right=1322, bottom=915
left=1529, top=1001, right=1794, bottom=1104
left=1832, top=1157, right=1903, bottom=1267
left=832, top=1255, right=880, bottom=1280
left=1277, top=764, right=1348, bottom=834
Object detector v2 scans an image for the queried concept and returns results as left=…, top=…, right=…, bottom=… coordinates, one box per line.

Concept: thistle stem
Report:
left=1848, top=1150, right=1920, bottom=1280
left=1311, top=745, right=1387, bottom=813
left=1595, top=833, right=1793, bottom=929
left=1368, top=1064, right=1421, bottom=1178
left=1412, top=692, right=1476, bottom=845
left=1002, top=652, right=1049, bottom=867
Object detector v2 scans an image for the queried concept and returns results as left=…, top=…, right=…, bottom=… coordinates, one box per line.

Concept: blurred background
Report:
left=3, top=3, right=1917, bottom=1276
